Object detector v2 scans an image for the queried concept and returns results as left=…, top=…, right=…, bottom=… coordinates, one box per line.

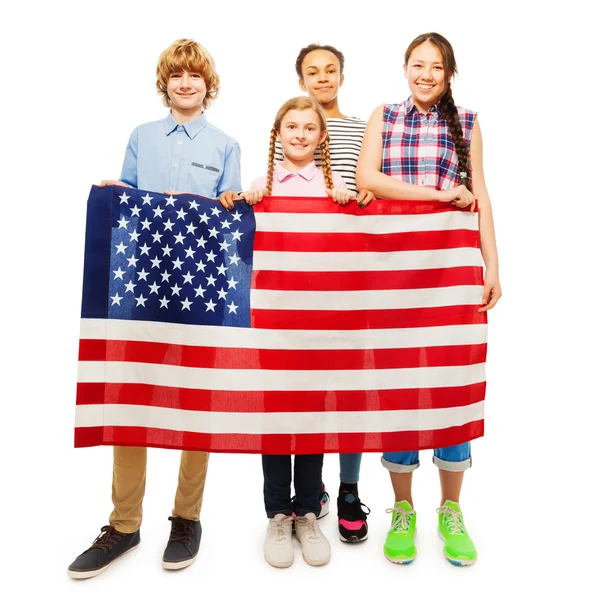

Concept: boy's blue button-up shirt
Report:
left=119, top=112, right=241, bottom=198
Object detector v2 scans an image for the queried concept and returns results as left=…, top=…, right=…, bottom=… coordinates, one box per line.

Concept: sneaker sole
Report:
left=339, top=532, right=368, bottom=543
left=162, top=553, right=198, bottom=570
left=437, top=530, right=477, bottom=566
left=67, top=543, right=140, bottom=579
left=384, top=549, right=416, bottom=565
left=317, top=504, right=329, bottom=520
left=264, top=555, right=294, bottom=568
left=301, top=554, right=330, bottom=567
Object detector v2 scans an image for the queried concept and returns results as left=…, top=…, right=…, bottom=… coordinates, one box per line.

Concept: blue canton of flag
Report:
left=81, top=186, right=255, bottom=327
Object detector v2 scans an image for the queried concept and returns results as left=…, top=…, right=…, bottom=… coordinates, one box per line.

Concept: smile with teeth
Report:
left=417, top=83, right=434, bottom=90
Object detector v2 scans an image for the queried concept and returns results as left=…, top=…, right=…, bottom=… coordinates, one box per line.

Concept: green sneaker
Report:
left=437, top=500, right=477, bottom=566
left=383, top=500, right=416, bottom=564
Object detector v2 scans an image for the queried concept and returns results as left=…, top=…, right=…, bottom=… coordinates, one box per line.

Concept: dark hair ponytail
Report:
left=438, top=85, right=472, bottom=191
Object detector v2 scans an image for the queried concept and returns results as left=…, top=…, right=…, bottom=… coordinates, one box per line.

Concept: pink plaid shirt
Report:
left=381, top=97, right=477, bottom=191
left=251, top=161, right=346, bottom=196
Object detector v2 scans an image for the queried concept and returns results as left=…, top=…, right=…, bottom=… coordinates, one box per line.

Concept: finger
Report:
left=356, top=190, right=367, bottom=202
left=325, top=188, right=333, bottom=197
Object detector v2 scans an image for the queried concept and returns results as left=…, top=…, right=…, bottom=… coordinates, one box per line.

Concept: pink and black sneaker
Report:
left=337, top=486, right=370, bottom=543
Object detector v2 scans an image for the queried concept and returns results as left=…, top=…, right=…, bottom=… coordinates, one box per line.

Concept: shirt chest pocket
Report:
left=186, top=161, right=221, bottom=198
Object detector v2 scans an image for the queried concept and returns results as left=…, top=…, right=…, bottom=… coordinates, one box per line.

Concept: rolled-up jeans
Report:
left=381, top=442, right=472, bottom=473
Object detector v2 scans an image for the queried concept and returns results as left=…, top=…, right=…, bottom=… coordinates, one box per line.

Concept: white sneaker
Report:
left=264, top=514, right=294, bottom=568
left=317, top=485, right=330, bottom=519
left=295, top=513, right=331, bottom=566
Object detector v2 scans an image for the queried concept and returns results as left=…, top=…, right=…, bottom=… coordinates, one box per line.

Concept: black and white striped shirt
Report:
left=274, top=117, right=366, bottom=194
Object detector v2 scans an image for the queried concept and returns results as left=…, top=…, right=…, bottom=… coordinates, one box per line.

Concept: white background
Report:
left=1, top=1, right=598, bottom=598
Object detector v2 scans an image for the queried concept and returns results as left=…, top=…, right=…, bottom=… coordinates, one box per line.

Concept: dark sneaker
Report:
left=162, top=516, right=202, bottom=570
left=67, top=526, right=140, bottom=579
left=338, top=487, right=370, bottom=543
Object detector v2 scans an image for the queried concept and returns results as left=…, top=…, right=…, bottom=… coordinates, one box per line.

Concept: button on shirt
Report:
left=250, top=161, right=346, bottom=196
left=119, top=112, right=241, bottom=199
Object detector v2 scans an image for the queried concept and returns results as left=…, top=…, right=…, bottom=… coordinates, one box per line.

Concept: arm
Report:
left=118, top=128, right=139, bottom=188
left=217, top=141, right=242, bottom=196
left=470, top=118, right=502, bottom=311
left=356, top=106, right=473, bottom=204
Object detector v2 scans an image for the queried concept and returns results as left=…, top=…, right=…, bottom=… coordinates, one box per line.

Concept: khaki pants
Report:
left=109, top=447, right=210, bottom=533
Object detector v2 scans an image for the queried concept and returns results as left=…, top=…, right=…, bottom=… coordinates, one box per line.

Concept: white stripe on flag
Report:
left=77, top=361, right=486, bottom=391
left=79, top=318, right=488, bottom=350
left=255, top=211, right=479, bottom=234
left=251, top=286, right=483, bottom=311
left=252, top=248, right=483, bottom=272
left=75, top=400, right=485, bottom=434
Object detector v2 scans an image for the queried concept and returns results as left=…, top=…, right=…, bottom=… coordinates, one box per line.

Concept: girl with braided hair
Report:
left=357, top=32, right=501, bottom=567
left=219, top=96, right=351, bottom=211
left=221, top=96, right=350, bottom=569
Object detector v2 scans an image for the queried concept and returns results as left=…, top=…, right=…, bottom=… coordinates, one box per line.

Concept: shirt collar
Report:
left=274, top=161, right=319, bottom=182
left=164, top=111, right=208, bottom=139
left=406, top=96, right=439, bottom=116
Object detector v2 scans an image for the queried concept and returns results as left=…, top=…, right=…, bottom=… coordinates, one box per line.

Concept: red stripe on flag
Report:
left=253, top=229, right=480, bottom=253
left=78, top=339, right=487, bottom=370
left=254, top=197, right=477, bottom=215
left=251, top=305, right=487, bottom=330
left=252, top=266, right=483, bottom=291
left=74, top=421, right=484, bottom=453
left=76, top=381, right=486, bottom=412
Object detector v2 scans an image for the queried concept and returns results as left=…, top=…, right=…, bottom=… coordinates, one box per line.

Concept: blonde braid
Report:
left=265, top=126, right=278, bottom=196
left=320, top=134, right=334, bottom=191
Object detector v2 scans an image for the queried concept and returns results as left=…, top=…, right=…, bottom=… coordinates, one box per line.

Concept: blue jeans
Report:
left=339, top=453, right=362, bottom=484
left=262, top=454, right=323, bottom=517
left=382, top=442, right=472, bottom=473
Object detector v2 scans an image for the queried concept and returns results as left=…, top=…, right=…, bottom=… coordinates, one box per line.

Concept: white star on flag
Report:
left=137, top=268, right=149, bottom=281
left=172, top=257, right=184, bottom=270
left=113, top=267, right=126, bottom=280
left=159, top=296, right=170, bottom=308
left=141, top=193, right=153, bottom=205
left=115, top=242, right=128, bottom=254
left=119, top=192, right=130, bottom=204
left=117, top=216, right=129, bottom=229
left=165, top=196, right=176, bottom=207
left=124, top=281, right=136, bottom=293
left=181, top=298, right=193, bottom=311
left=227, top=301, right=238, bottom=314
left=153, top=206, right=164, bottom=218
left=205, top=299, right=217, bottom=312
left=171, top=283, right=182, bottom=296
left=135, top=295, right=147, bottom=307
left=111, top=293, right=123, bottom=305
left=127, top=255, right=139, bottom=268
left=139, top=243, right=151, bottom=256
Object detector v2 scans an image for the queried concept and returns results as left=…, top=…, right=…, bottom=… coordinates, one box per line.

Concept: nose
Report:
left=180, top=73, right=191, bottom=87
left=318, top=72, right=329, bottom=83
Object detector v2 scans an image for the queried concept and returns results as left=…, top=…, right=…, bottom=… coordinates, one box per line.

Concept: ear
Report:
left=318, top=130, right=327, bottom=145
left=299, top=78, right=307, bottom=92
left=339, top=73, right=345, bottom=87
left=403, top=64, right=407, bottom=78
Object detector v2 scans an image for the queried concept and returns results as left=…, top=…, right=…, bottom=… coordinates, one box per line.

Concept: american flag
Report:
left=75, top=186, right=487, bottom=454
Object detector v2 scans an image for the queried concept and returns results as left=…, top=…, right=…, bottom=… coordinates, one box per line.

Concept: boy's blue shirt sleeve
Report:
left=217, top=141, right=242, bottom=195
left=119, top=128, right=139, bottom=188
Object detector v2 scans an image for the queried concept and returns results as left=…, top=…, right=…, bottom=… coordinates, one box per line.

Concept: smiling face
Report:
left=277, top=108, right=327, bottom=167
left=299, top=49, right=344, bottom=107
left=404, top=41, right=449, bottom=113
left=166, top=70, right=207, bottom=120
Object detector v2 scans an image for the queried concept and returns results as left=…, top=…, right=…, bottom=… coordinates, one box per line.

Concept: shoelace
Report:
left=90, top=526, right=123, bottom=553
left=341, top=496, right=371, bottom=520
left=296, top=516, right=321, bottom=541
left=168, top=516, right=195, bottom=544
left=385, top=505, right=414, bottom=534
left=436, top=505, right=465, bottom=535
left=271, top=516, right=294, bottom=542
